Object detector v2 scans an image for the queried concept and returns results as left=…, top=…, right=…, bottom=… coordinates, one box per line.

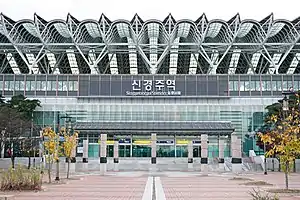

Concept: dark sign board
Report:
left=79, top=75, right=228, bottom=97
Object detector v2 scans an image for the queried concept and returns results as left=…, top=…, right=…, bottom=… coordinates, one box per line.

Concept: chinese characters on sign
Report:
left=126, top=79, right=181, bottom=96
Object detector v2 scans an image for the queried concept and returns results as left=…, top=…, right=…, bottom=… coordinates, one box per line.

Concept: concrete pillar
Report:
left=201, top=134, right=208, bottom=174
left=82, top=139, right=88, bottom=171
left=218, top=137, right=225, bottom=171
left=113, top=141, right=119, bottom=171
left=100, top=134, right=107, bottom=175
left=231, top=134, right=242, bottom=173
left=151, top=133, right=157, bottom=172
left=188, top=140, right=193, bottom=170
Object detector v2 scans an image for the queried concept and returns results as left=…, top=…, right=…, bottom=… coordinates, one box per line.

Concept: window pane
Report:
left=30, top=81, right=36, bottom=91
left=26, top=81, right=31, bottom=91
left=294, top=81, right=299, bottom=91
left=20, top=81, right=24, bottom=90
left=47, top=81, right=51, bottom=91
left=0, top=81, right=2, bottom=91
left=41, top=81, right=46, bottom=91
left=36, top=81, right=41, bottom=91
left=239, top=81, right=245, bottom=91
left=58, top=81, right=63, bottom=91
left=74, top=81, right=78, bottom=91
left=4, top=81, right=9, bottom=90
left=15, top=81, right=20, bottom=91
left=9, top=81, right=14, bottom=91
left=255, top=81, right=260, bottom=91
left=229, top=81, right=234, bottom=91
left=69, top=81, right=74, bottom=91
left=52, top=81, right=56, bottom=91
left=62, top=81, right=68, bottom=91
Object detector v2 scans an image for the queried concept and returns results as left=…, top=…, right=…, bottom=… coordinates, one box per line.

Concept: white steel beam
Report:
left=247, top=53, right=261, bottom=74
left=287, top=53, right=300, bottom=74
left=268, top=53, right=282, bottom=74
left=6, top=53, right=21, bottom=74
left=66, top=49, right=79, bottom=74
left=208, top=52, right=219, bottom=74
left=228, top=49, right=241, bottom=74
left=46, top=53, right=60, bottom=74
left=88, top=50, right=98, bottom=74
left=108, top=54, right=118, bottom=74
left=189, top=54, right=198, bottom=74
left=128, top=38, right=138, bottom=74
left=149, top=37, right=158, bottom=73
left=169, top=38, right=179, bottom=74
left=26, top=54, right=40, bottom=74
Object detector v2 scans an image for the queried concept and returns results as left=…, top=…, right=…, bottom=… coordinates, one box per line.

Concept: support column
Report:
left=218, top=137, right=225, bottom=171
left=151, top=133, right=157, bottom=172
left=113, top=140, right=119, bottom=171
left=100, top=134, right=107, bottom=175
left=188, top=140, right=193, bottom=170
left=201, top=134, right=208, bottom=174
left=231, top=134, right=242, bottom=173
left=82, top=139, right=88, bottom=171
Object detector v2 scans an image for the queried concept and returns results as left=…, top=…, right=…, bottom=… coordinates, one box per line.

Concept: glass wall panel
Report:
left=157, top=146, right=175, bottom=157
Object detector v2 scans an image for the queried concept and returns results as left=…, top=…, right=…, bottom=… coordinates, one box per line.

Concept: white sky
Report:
left=0, top=0, right=299, bottom=21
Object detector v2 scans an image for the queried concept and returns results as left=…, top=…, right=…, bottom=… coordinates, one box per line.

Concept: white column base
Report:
left=70, top=163, right=76, bottom=174
left=114, top=163, right=119, bottom=172
left=219, top=163, right=225, bottom=171
left=82, top=163, right=88, bottom=171
left=100, top=163, right=107, bottom=175
left=149, top=165, right=157, bottom=173
left=232, top=164, right=242, bottom=173
left=188, top=163, right=193, bottom=170
left=201, top=164, right=208, bottom=174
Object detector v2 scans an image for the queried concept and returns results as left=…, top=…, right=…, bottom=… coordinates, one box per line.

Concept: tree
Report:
left=0, top=95, right=41, bottom=165
left=0, top=106, right=31, bottom=167
left=61, top=127, right=78, bottom=179
left=42, top=127, right=60, bottom=183
left=259, top=93, right=300, bottom=190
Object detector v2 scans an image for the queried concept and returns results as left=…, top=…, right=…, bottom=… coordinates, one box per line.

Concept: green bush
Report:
left=249, top=188, right=279, bottom=200
left=0, top=165, right=42, bottom=191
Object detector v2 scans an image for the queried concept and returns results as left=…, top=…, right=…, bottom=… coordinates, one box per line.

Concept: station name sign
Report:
left=125, top=79, right=182, bottom=96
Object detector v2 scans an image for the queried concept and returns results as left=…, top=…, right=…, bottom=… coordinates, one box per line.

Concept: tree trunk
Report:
left=67, top=159, right=70, bottom=179
left=11, top=156, right=15, bottom=169
left=48, top=162, right=52, bottom=183
left=55, top=159, right=60, bottom=181
left=285, top=162, right=289, bottom=190
left=27, top=156, right=31, bottom=169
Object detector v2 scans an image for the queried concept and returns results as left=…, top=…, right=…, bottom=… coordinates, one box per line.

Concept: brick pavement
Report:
left=10, top=175, right=147, bottom=200
left=1, top=172, right=300, bottom=200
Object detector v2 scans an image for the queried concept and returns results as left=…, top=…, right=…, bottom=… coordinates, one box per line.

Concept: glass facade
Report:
left=1, top=74, right=289, bottom=157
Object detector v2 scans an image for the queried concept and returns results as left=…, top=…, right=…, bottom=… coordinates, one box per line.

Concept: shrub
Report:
left=0, top=165, right=42, bottom=191
left=249, top=188, right=279, bottom=200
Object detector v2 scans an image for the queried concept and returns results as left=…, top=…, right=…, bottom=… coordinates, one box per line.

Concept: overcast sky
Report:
left=0, top=0, right=299, bottom=21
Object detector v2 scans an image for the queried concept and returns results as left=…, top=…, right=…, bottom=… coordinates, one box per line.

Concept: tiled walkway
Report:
left=2, top=172, right=300, bottom=200
left=12, top=176, right=147, bottom=200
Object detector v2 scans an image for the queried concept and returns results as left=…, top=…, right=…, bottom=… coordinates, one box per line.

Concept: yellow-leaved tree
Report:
left=259, top=95, right=300, bottom=190
left=61, top=127, right=78, bottom=179
left=43, top=127, right=60, bottom=183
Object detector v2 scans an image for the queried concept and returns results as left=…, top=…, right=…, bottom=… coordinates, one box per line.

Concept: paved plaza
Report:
left=1, top=172, right=300, bottom=200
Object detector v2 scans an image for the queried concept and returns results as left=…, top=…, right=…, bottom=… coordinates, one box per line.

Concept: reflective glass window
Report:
left=36, top=81, right=41, bottom=91
left=30, top=81, right=36, bottom=91
left=69, top=81, right=74, bottom=91
left=74, top=81, right=78, bottom=91
left=255, top=81, right=260, bottom=91
left=294, top=81, right=299, bottom=90
left=20, top=81, right=24, bottom=90
left=283, top=81, right=288, bottom=90
left=244, top=81, right=250, bottom=91
left=52, top=81, right=57, bottom=91
left=62, top=81, right=68, bottom=91
left=47, top=81, right=51, bottom=91
left=41, top=81, right=46, bottom=91
left=9, top=81, right=14, bottom=91
left=4, top=81, right=9, bottom=90
left=58, top=81, right=63, bottom=91
left=15, top=81, right=20, bottom=91
left=276, top=81, right=282, bottom=91
left=0, top=81, right=2, bottom=90
left=239, top=81, right=245, bottom=91
left=25, top=81, right=30, bottom=91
